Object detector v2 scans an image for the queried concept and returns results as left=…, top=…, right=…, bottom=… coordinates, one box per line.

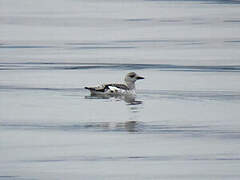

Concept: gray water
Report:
left=1, top=0, right=240, bottom=179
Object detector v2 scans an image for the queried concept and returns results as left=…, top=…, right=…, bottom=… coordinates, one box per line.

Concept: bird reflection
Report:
left=123, top=121, right=140, bottom=132
left=84, top=94, right=143, bottom=132
left=85, top=93, right=142, bottom=105
left=84, top=121, right=141, bottom=133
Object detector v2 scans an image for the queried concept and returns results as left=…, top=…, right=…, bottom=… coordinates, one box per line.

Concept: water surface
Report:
left=1, top=0, right=240, bottom=179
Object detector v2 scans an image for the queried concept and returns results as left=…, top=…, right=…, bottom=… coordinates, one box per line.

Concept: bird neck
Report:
left=125, top=81, right=135, bottom=90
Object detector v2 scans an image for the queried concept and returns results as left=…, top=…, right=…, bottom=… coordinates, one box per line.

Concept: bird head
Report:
left=125, top=72, right=144, bottom=84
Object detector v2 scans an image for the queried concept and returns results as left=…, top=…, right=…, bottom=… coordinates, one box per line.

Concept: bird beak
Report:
left=137, top=76, right=144, bottom=80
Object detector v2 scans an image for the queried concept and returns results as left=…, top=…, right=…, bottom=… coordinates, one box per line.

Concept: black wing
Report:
left=85, top=84, right=129, bottom=92
left=84, top=85, right=106, bottom=92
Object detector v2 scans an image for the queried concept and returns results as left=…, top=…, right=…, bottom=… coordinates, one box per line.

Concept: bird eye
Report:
left=129, top=74, right=135, bottom=78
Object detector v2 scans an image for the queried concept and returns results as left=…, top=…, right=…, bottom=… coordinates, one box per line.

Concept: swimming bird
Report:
left=85, top=72, right=144, bottom=96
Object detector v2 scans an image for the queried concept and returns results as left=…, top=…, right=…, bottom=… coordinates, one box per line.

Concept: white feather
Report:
left=108, top=86, right=120, bottom=92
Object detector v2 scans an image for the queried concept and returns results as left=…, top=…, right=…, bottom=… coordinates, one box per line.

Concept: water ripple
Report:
left=0, top=85, right=84, bottom=92
left=1, top=85, right=239, bottom=101
left=1, top=63, right=240, bottom=72
left=139, top=89, right=240, bottom=101
left=145, top=0, right=240, bottom=4
left=22, top=153, right=240, bottom=163
left=1, top=122, right=240, bottom=139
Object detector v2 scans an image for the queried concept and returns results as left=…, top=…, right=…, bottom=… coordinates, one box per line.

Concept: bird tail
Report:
left=84, top=87, right=95, bottom=91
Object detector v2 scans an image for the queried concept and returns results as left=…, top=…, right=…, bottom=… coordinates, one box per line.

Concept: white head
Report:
left=124, top=72, right=144, bottom=90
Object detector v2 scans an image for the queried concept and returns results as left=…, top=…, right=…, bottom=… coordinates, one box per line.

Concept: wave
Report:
left=138, top=89, right=240, bottom=101
left=1, top=121, right=240, bottom=139
left=145, top=0, right=240, bottom=5
left=1, top=62, right=240, bottom=72
left=22, top=153, right=240, bottom=163
left=0, top=85, right=84, bottom=92
left=1, top=85, right=239, bottom=101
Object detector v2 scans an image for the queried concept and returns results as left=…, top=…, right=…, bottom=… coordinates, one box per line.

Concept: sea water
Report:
left=1, top=0, right=240, bottom=179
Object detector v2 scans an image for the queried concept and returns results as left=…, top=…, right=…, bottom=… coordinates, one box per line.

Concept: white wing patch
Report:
left=108, top=86, right=127, bottom=95
left=108, top=86, right=121, bottom=93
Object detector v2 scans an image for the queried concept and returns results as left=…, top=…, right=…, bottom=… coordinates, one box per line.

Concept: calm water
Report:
left=1, top=0, right=240, bottom=179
